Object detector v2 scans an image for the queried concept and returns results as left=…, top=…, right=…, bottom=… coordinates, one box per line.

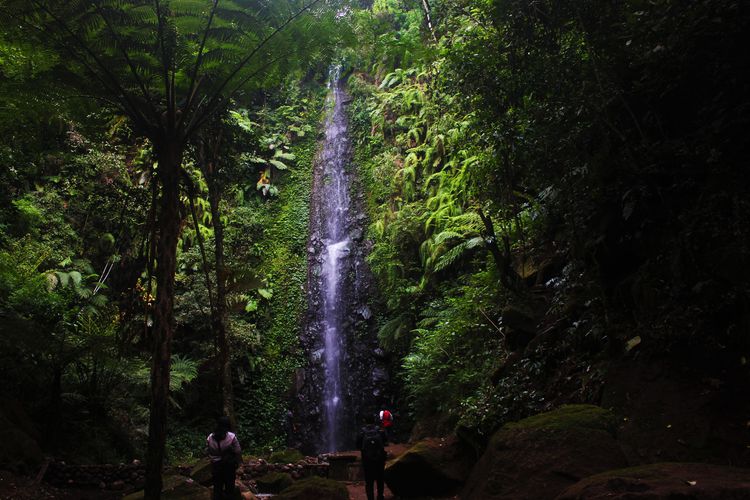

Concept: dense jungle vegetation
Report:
left=0, top=0, right=748, bottom=497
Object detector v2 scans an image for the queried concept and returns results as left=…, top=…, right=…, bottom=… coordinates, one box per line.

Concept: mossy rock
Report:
left=503, top=404, right=619, bottom=433
left=269, top=448, right=305, bottom=464
left=557, top=462, right=750, bottom=499
left=123, top=474, right=212, bottom=500
left=255, top=471, right=293, bottom=493
left=273, top=476, right=348, bottom=500
left=385, top=436, right=474, bottom=497
left=462, top=405, right=627, bottom=500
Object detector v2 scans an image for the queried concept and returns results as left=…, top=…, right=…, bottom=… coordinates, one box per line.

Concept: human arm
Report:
left=230, top=434, right=242, bottom=461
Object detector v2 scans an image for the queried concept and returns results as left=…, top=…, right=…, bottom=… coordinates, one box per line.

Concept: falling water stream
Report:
left=320, top=67, right=351, bottom=451
left=294, top=66, right=383, bottom=454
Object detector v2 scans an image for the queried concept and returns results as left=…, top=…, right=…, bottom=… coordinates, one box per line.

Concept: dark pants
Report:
left=382, top=425, right=394, bottom=443
left=212, top=460, right=236, bottom=500
left=362, top=459, right=385, bottom=500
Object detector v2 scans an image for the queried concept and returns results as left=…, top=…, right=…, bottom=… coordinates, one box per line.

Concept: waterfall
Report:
left=292, top=67, right=386, bottom=455
left=319, top=66, right=352, bottom=452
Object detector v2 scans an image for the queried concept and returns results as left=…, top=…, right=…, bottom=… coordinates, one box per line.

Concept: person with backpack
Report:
left=206, top=416, right=242, bottom=500
left=356, top=414, right=388, bottom=500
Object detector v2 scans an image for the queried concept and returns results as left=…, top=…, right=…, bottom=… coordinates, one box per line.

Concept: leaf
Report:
left=258, top=288, right=273, bottom=299
left=68, top=270, right=82, bottom=287
left=273, top=151, right=296, bottom=161
left=625, top=336, right=641, bottom=352
left=268, top=159, right=288, bottom=170
left=169, top=355, right=198, bottom=391
left=55, top=271, right=70, bottom=288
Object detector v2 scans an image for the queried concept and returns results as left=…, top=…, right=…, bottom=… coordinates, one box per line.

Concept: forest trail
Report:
left=344, top=443, right=404, bottom=500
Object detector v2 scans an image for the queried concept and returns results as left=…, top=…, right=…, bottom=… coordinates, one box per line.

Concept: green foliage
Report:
left=0, top=0, right=746, bottom=468
left=402, top=272, right=503, bottom=427
left=347, top=0, right=750, bottom=445
left=166, top=82, right=324, bottom=456
left=11, top=196, right=44, bottom=234
left=346, top=8, right=510, bottom=426
left=268, top=448, right=304, bottom=463
left=236, top=133, right=317, bottom=451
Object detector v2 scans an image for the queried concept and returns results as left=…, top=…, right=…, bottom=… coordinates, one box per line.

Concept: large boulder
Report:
left=123, top=474, right=212, bottom=500
left=556, top=462, right=750, bottom=499
left=384, top=436, right=474, bottom=497
left=462, top=404, right=628, bottom=500
left=273, top=476, right=348, bottom=500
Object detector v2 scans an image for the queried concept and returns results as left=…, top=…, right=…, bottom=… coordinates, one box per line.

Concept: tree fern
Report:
left=169, top=354, right=198, bottom=391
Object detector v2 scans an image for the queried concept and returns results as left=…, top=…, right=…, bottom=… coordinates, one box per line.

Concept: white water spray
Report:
left=320, top=66, right=351, bottom=451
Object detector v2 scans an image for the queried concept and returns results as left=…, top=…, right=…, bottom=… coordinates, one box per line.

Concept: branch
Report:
left=28, top=1, right=153, bottom=134
left=478, top=208, right=524, bottom=294
left=182, top=171, right=216, bottom=314
left=86, top=0, right=161, bottom=124
left=184, top=0, right=220, bottom=116
left=184, top=51, right=286, bottom=137
left=153, top=0, right=174, bottom=124
left=180, top=0, right=322, bottom=129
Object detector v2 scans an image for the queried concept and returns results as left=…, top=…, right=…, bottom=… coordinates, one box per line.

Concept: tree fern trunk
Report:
left=208, top=166, right=235, bottom=425
left=144, top=141, right=183, bottom=500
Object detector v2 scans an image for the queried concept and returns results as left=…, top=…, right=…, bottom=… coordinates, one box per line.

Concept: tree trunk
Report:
left=144, top=141, right=184, bottom=500
left=478, top=208, right=524, bottom=294
left=207, top=166, right=235, bottom=425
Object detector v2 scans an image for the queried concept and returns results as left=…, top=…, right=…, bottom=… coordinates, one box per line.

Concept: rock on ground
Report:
left=273, top=476, right=348, bottom=500
left=556, top=462, right=750, bottom=499
left=122, top=474, right=213, bottom=500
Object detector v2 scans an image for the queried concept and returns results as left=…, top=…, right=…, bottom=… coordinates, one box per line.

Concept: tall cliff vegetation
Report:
left=345, top=0, right=749, bottom=442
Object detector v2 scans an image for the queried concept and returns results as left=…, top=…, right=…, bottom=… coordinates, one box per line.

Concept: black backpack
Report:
left=361, top=427, right=385, bottom=461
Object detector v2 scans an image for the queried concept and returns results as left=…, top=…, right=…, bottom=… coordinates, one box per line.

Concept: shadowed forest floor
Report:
left=1, top=444, right=423, bottom=499
left=0, top=474, right=121, bottom=500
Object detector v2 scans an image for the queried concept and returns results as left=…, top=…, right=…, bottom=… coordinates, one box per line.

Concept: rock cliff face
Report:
left=290, top=74, right=387, bottom=454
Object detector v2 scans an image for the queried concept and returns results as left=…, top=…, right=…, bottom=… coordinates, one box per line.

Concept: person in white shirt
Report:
left=205, top=416, right=241, bottom=500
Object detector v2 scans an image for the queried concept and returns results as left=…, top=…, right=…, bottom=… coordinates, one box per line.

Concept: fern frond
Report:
left=169, top=354, right=199, bottom=391
left=432, top=235, right=485, bottom=273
